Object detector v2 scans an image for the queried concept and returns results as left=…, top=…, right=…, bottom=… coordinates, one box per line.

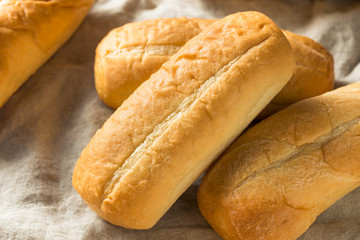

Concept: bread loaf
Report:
left=94, top=17, right=212, bottom=108
left=0, top=0, right=94, bottom=107
left=257, top=30, right=334, bottom=118
left=198, top=83, right=360, bottom=240
left=73, top=11, right=294, bottom=229
left=95, top=18, right=333, bottom=115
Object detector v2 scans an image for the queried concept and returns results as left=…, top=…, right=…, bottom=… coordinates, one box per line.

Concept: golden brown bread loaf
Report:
left=73, top=11, right=294, bottom=229
left=0, top=0, right=94, bottom=107
left=257, top=30, right=334, bottom=118
left=94, top=17, right=212, bottom=108
left=95, top=18, right=334, bottom=115
left=198, top=83, right=360, bottom=240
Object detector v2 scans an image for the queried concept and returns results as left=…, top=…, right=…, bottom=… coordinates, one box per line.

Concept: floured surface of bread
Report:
left=73, top=11, right=294, bottom=229
left=0, top=0, right=94, bottom=107
left=198, top=83, right=360, bottom=240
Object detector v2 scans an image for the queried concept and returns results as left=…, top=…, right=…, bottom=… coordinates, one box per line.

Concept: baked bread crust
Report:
left=73, top=11, right=294, bottom=229
left=257, top=30, right=334, bottom=118
left=198, top=83, right=360, bottom=240
left=94, top=17, right=213, bottom=109
left=95, top=18, right=333, bottom=114
left=0, top=0, right=95, bottom=107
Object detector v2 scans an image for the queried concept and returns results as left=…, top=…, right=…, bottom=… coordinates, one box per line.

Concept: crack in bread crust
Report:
left=106, top=45, right=182, bottom=57
left=232, top=116, right=360, bottom=191
left=101, top=35, right=273, bottom=203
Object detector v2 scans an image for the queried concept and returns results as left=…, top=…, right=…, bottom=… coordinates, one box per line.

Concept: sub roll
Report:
left=73, top=11, right=294, bottom=229
left=198, top=83, right=360, bottom=240
left=257, top=30, right=334, bottom=118
left=0, top=0, right=95, bottom=107
left=95, top=18, right=333, bottom=118
left=94, top=17, right=212, bottom=109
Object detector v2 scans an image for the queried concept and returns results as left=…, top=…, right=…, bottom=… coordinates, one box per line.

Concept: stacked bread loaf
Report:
left=0, top=0, right=95, bottom=107
left=72, top=10, right=358, bottom=240
left=1, top=0, right=354, bottom=238
left=198, top=83, right=360, bottom=240
left=73, top=11, right=295, bottom=229
left=94, top=18, right=334, bottom=119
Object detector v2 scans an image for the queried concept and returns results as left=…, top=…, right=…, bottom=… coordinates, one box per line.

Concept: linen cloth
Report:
left=1, top=0, right=360, bottom=239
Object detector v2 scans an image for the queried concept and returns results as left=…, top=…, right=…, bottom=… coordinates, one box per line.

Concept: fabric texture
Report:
left=1, top=0, right=360, bottom=239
